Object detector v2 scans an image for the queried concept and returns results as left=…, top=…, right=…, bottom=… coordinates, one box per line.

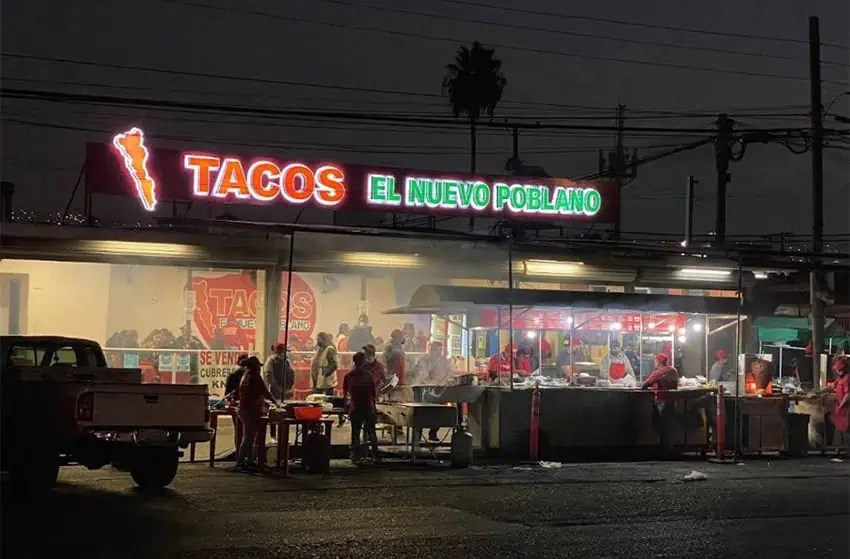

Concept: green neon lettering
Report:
left=509, top=184, right=527, bottom=212
left=542, top=187, right=556, bottom=212
left=406, top=178, right=427, bottom=206
left=494, top=183, right=510, bottom=210
left=425, top=180, right=441, bottom=207
left=526, top=185, right=542, bottom=211
left=555, top=187, right=570, bottom=213
left=458, top=181, right=474, bottom=208
left=569, top=188, right=584, bottom=213
left=386, top=176, right=401, bottom=204
left=584, top=188, right=601, bottom=215
left=368, top=174, right=387, bottom=203
left=473, top=182, right=490, bottom=209
left=443, top=180, right=459, bottom=207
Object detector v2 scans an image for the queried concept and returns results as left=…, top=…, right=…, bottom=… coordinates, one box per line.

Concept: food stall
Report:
left=384, top=285, right=741, bottom=459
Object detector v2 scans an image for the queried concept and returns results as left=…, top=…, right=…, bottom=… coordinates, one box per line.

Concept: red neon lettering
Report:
left=280, top=163, right=314, bottom=202
left=315, top=165, right=346, bottom=205
left=247, top=160, right=280, bottom=200
left=213, top=158, right=250, bottom=199
left=184, top=154, right=220, bottom=196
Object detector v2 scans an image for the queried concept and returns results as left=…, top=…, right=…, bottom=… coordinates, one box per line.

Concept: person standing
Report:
left=361, top=344, right=388, bottom=388
left=335, top=323, right=350, bottom=352
left=348, top=314, right=376, bottom=352
left=224, top=353, right=249, bottom=451
left=641, top=353, right=679, bottom=449
left=311, top=332, right=339, bottom=396
left=236, top=356, right=277, bottom=470
left=414, top=342, right=452, bottom=441
left=264, top=344, right=295, bottom=401
left=827, top=356, right=850, bottom=453
left=343, top=351, right=381, bottom=463
left=709, top=350, right=729, bottom=383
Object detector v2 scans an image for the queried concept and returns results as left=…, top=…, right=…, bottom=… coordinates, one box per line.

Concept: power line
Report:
left=440, top=0, right=850, bottom=51
left=319, top=0, right=849, bottom=68
left=5, top=87, right=769, bottom=134
left=155, top=0, right=846, bottom=86
left=0, top=53, right=608, bottom=113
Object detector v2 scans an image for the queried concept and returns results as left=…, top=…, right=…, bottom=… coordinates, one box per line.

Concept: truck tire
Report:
left=130, top=447, right=178, bottom=490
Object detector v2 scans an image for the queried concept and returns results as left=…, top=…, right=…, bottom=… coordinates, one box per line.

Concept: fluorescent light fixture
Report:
left=753, top=271, right=768, bottom=279
left=692, top=323, right=703, bottom=332
left=78, top=240, right=204, bottom=258
left=677, top=335, right=687, bottom=343
left=520, top=259, right=584, bottom=277
left=678, top=267, right=733, bottom=278
left=340, top=252, right=424, bottom=268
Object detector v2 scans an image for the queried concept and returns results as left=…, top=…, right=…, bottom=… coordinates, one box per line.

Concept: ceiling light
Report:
left=692, top=323, right=703, bottom=332
left=520, top=259, right=585, bottom=277
left=525, top=331, right=537, bottom=339
left=340, top=251, right=424, bottom=268
left=678, top=267, right=732, bottom=277
left=677, top=335, right=687, bottom=343
left=79, top=240, right=205, bottom=258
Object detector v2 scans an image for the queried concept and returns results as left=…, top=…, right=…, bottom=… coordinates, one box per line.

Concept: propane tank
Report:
left=450, top=426, right=473, bottom=468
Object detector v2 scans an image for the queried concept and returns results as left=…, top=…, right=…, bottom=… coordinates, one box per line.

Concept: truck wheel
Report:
left=130, top=448, right=178, bottom=490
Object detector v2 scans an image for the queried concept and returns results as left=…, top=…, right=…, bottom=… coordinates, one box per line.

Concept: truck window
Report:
left=82, top=345, right=105, bottom=367
left=8, top=344, right=37, bottom=367
left=52, top=346, right=79, bottom=367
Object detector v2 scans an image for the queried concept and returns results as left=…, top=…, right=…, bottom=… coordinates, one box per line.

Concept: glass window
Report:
left=8, top=343, right=37, bottom=367
left=52, top=346, right=79, bottom=366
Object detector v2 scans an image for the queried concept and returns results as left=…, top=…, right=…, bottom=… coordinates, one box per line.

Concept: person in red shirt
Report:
left=828, top=356, right=850, bottom=451
left=488, top=344, right=531, bottom=381
left=641, top=353, right=679, bottom=449
left=343, top=351, right=381, bottom=463
left=361, top=344, right=388, bottom=387
left=236, top=356, right=277, bottom=470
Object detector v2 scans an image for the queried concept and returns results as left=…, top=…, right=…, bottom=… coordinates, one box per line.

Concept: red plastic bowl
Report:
left=294, top=406, right=323, bottom=421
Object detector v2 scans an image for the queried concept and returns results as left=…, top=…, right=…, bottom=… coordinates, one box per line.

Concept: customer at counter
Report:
left=236, top=356, right=278, bottom=471
left=343, top=351, right=381, bottom=463
left=264, top=344, right=295, bottom=400
left=556, top=339, right=572, bottom=377
left=641, top=353, right=679, bottom=449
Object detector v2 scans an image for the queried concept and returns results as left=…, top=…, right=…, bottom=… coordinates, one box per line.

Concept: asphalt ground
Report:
left=3, top=457, right=849, bottom=558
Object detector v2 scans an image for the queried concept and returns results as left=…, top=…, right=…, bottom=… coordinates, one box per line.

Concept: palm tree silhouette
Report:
left=442, top=41, right=507, bottom=175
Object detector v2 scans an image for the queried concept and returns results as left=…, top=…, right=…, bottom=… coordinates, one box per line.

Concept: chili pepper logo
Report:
left=112, top=127, right=157, bottom=211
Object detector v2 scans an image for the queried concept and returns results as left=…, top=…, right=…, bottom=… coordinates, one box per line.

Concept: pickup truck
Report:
left=1, top=336, right=212, bottom=494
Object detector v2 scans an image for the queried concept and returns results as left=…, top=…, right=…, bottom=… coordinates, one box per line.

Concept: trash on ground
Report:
left=829, top=458, right=844, bottom=463
left=683, top=470, right=708, bottom=481
left=539, top=461, right=562, bottom=469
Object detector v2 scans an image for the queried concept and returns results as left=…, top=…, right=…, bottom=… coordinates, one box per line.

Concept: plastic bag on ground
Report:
left=683, top=470, right=708, bottom=481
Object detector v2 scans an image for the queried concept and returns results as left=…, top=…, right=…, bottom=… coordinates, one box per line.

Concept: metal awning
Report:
left=384, top=284, right=740, bottom=316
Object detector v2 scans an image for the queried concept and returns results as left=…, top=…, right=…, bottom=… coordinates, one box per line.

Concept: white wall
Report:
left=0, top=260, right=111, bottom=343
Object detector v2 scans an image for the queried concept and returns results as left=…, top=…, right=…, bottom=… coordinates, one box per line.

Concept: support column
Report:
left=263, top=264, right=282, bottom=359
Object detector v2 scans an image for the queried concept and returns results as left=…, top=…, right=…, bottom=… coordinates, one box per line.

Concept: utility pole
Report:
left=714, top=114, right=734, bottom=243
left=809, top=15, right=825, bottom=388
left=683, top=176, right=696, bottom=247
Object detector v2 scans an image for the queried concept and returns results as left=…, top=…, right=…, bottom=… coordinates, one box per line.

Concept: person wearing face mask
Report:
left=600, top=340, right=636, bottom=385
left=347, top=314, right=376, bottom=353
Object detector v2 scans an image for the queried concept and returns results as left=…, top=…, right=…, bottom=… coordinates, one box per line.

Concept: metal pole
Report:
left=809, top=15, right=825, bottom=389
left=280, top=231, right=296, bottom=401
left=714, top=115, right=732, bottom=243
left=734, top=262, right=743, bottom=457
left=684, top=176, right=696, bottom=246
left=638, top=311, right=644, bottom=381
left=508, top=236, right=514, bottom=390
left=704, top=314, right=709, bottom=377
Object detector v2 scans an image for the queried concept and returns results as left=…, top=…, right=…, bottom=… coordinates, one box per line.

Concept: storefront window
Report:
left=285, top=231, right=510, bottom=398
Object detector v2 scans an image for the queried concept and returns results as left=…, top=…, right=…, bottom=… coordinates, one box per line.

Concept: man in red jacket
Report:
left=343, top=352, right=381, bottom=463
left=641, top=353, right=679, bottom=449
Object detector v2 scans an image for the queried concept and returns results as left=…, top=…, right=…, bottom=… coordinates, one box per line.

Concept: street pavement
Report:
left=3, top=457, right=849, bottom=558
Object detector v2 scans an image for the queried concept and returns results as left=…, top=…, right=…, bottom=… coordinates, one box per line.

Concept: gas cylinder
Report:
left=450, top=426, right=473, bottom=469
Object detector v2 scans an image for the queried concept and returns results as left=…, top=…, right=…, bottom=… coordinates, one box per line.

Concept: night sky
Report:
left=1, top=0, right=848, bottom=237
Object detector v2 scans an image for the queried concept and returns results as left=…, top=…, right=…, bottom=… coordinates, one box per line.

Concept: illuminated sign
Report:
left=112, top=127, right=157, bottom=211
left=99, top=129, right=618, bottom=224
left=366, top=174, right=602, bottom=217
